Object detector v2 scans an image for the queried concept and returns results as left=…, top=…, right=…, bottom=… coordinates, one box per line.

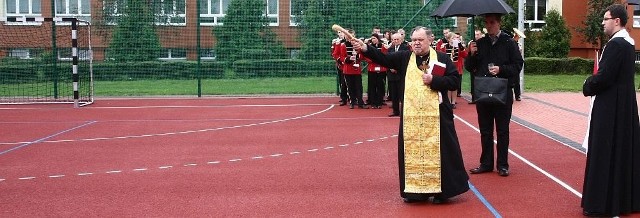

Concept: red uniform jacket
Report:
left=337, top=42, right=362, bottom=75
left=365, top=45, right=388, bottom=73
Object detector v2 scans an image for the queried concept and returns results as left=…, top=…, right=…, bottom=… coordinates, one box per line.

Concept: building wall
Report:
left=0, top=0, right=302, bottom=61
left=564, top=0, right=639, bottom=58
left=549, top=0, right=562, bottom=12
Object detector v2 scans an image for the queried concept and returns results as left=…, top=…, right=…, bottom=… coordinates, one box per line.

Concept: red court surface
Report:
left=0, top=93, right=635, bottom=217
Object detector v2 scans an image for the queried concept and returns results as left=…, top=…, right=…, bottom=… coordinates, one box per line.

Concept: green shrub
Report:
left=233, top=59, right=334, bottom=78
left=93, top=61, right=225, bottom=81
left=524, top=57, right=640, bottom=75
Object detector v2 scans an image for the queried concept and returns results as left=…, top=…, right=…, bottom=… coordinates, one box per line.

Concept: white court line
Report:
left=5, top=134, right=396, bottom=182
left=0, top=105, right=335, bottom=146
left=454, top=114, right=583, bottom=198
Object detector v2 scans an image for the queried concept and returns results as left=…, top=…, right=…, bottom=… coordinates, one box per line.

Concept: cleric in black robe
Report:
left=353, top=27, right=469, bottom=203
left=581, top=4, right=640, bottom=217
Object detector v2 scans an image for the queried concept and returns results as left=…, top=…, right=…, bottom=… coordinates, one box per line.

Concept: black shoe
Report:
left=469, top=167, right=492, bottom=174
left=359, top=105, right=368, bottom=109
left=452, top=104, right=457, bottom=109
left=432, top=196, right=449, bottom=204
left=402, top=198, right=421, bottom=203
left=582, top=210, right=610, bottom=217
left=339, top=102, right=347, bottom=106
left=349, top=104, right=354, bottom=109
left=388, top=113, right=400, bottom=117
left=515, top=97, right=522, bottom=101
left=498, top=168, right=509, bottom=177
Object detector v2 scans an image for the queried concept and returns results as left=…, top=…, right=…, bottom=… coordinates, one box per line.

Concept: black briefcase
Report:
left=473, top=77, right=509, bottom=105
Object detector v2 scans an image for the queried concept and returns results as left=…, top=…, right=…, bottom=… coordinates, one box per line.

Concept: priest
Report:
left=351, top=27, right=469, bottom=203
left=581, top=4, right=640, bottom=217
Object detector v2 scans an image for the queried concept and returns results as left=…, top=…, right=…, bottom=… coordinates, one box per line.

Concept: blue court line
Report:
left=0, top=121, right=97, bottom=155
left=469, top=181, right=502, bottom=218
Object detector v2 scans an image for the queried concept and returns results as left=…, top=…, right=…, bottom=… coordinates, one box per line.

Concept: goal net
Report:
left=0, top=17, right=93, bottom=107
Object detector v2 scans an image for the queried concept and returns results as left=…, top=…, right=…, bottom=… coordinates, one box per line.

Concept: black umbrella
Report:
left=431, top=0, right=516, bottom=18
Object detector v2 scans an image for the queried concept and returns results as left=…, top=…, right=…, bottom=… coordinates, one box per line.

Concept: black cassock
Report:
left=363, top=45, right=469, bottom=200
left=582, top=36, right=640, bottom=215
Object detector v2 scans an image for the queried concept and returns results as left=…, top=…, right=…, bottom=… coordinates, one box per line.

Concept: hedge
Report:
left=232, top=59, right=335, bottom=78
left=5, top=57, right=636, bottom=84
left=524, top=57, right=640, bottom=75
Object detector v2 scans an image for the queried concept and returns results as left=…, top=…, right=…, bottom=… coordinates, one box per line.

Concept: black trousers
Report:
left=469, top=73, right=475, bottom=100
left=475, top=96, right=513, bottom=170
left=388, top=79, right=404, bottom=114
left=457, top=74, right=463, bottom=96
left=338, top=69, right=349, bottom=102
left=368, top=72, right=387, bottom=106
left=345, top=74, right=364, bottom=106
left=513, top=80, right=521, bottom=99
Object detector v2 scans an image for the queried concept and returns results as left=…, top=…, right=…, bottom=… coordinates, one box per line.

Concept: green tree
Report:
left=107, top=0, right=162, bottom=62
left=297, top=0, right=336, bottom=60
left=537, top=10, right=571, bottom=58
left=576, top=0, right=617, bottom=49
left=213, top=0, right=287, bottom=62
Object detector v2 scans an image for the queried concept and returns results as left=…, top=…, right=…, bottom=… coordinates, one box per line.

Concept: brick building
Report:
left=1, top=0, right=639, bottom=61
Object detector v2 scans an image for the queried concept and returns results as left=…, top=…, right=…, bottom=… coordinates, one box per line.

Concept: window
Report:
left=265, top=0, right=278, bottom=26
left=525, top=0, right=547, bottom=29
left=102, top=0, right=123, bottom=24
left=289, top=0, right=303, bottom=26
left=9, top=49, right=32, bottom=59
left=200, top=48, right=216, bottom=60
left=55, top=0, right=91, bottom=22
left=633, top=5, right=640, bottom=28
left=58, top=48, right=91, bottom=61
left=5, top=0, right=42, bottom=23
left=159, top=48, right=186, bottom=60
left=152, top=0, right=186, bottom=25
left=200, top=0, right=230, bottom=26
left=103, top=0, right=185, bottom=25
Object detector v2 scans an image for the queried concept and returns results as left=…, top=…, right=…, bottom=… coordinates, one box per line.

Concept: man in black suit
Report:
left=386, top=33, right=410, bottom=116
left=464, top=13, right=523, bottom=177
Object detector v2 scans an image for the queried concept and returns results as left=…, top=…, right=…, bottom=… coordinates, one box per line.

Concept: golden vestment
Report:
left=402, top=49, right=442, bottom=193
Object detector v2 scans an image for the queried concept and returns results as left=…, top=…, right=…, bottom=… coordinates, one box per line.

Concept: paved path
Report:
left=462, top=92, right=640, bottom=153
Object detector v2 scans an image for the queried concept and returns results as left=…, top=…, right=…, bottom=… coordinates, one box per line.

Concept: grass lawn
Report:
left=95, top=74, right=639, bottom=96
left=5, top=74, right=638, bottom=97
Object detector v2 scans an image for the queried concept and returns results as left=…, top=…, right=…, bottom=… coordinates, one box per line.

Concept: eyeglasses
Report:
left=603, top=17, right=616, bottom=21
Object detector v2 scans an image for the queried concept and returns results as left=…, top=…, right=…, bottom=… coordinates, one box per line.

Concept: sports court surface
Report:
left=0, top=92, right=624, bottom=217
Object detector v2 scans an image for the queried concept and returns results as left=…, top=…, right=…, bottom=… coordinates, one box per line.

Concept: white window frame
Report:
left=102, top=0, right=123, bottom=25
left=265, top=0, right=278, bottom=26
left=9, top=48, right=32, bottom=59
left=153, top=0, right=186, bottom=26
left=55, top=0, right=91, bottom=22
left=158, top=48, right=187, bottom=60
left=4, top=0, right=43, bottom=25
left=524, top=0, right=547, bottom=30
left=633, top=5, right=640, bottom=28
left=57, top=48, right=91, bottom=61
left=200, top=0, right=230, bottom=26
left=289, top=0, right=300, bottom=26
